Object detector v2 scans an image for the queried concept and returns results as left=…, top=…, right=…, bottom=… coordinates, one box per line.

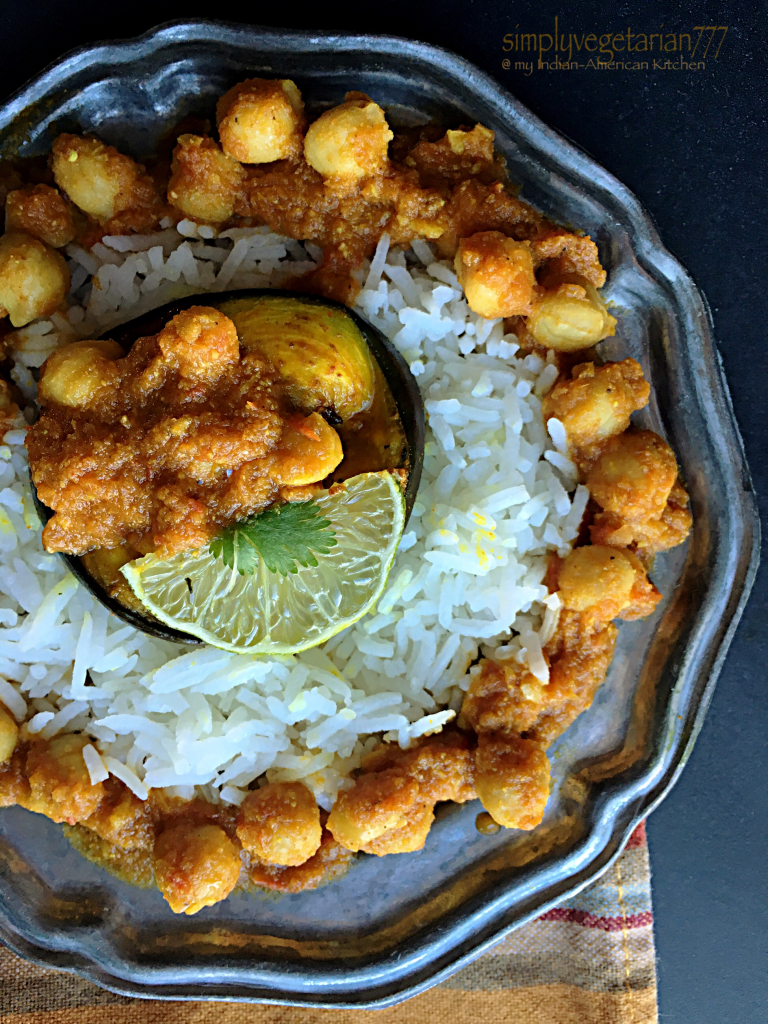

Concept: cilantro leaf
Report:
left=210, top=500, right=337, bottom=577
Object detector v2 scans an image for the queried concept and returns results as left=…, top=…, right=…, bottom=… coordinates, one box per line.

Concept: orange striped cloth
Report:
left=0, top=822, right=656, bottom=1024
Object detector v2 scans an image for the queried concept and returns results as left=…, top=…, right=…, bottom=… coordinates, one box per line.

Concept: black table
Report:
left=1, top=2, right=766, bottom=1020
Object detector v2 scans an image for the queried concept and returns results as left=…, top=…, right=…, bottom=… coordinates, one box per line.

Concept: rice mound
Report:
left=0, top=223, right=587, bottom=809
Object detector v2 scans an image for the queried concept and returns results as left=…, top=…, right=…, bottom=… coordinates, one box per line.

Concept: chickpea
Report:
left=527, top=278, right=616, bottom=351
left=167, top=134, right=245, bottom=224
left=38, top=339, right=124, bottom=409
left=153, top=822, right=242, bottom=915
left=304, top=98, right=393, bottom=182
left=455, top=231, right=535, bottom=319
left=562, top=544, right=662, bottom=622
left=5, top=184, right=75, bottom=248
left=51, top=133, right=157, bottom=224
left=156, top=306, right=239, bottom=387
left=558, top=545, right=639, bottom=621
left=591, top=482, right=692, bottom=560
left=362, top=802, right=435, bottom=856
left=0, top=231, right=70, bottom=328
left=272, top=413, right=343, bottom=486
left=542, top=359, right=650, bottom=458
left=237, top=781, right=322, bottom=867
left=474, top=733, right=550, bottom=831
left=25, top=733, right=104, bottom=825
left=586, top=429, right=678, bottom=522
left=217, top=78, right=305, bottom=164
left=327, top=770, right=419, bottom=852
left=83, top=777, right=153, bottom=852
left=0, top=705, right=19, bottom=764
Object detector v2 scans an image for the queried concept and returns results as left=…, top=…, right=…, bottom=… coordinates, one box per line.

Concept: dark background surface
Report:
left=0, top=1, right=765, bottom=1020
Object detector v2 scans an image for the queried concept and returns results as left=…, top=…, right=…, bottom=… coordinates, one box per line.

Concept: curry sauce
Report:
left=27, top=295, right=409, bottom=618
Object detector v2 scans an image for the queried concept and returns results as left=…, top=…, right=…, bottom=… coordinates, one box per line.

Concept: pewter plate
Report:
left=0, top=20, right=759, bottom=1008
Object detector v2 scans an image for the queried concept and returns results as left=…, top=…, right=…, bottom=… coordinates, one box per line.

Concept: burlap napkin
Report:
left=0, top=822, right=656, bottom=1024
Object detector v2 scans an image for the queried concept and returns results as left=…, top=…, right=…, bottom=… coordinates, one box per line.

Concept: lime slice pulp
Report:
left=120, top=471, right=406, bottom=655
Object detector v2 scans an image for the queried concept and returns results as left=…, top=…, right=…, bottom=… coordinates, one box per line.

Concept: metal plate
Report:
left=0, top=19, right=759, bottom=1009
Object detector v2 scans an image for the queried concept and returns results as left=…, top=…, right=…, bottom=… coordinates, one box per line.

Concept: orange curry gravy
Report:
left=28, top=307, right=289, bottom=559
left=26, top=301, right=408, bottom=611
left=231, top=123, right=606, bottom=304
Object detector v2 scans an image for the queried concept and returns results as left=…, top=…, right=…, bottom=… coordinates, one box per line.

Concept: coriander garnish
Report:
left=210, top=500, right=337, bottom=577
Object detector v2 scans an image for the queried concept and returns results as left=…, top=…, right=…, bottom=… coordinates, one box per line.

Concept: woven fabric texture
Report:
left=0, top=822, right=656, bottom=1024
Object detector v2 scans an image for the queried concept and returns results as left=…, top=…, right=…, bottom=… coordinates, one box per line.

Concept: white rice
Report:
left=0, top=225, right=587, bottom=809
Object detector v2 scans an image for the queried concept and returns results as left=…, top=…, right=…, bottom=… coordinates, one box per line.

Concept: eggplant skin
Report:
left=220, top=295, right=375, bottom=422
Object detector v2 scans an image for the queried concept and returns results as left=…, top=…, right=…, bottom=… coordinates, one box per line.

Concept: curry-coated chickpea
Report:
left=38, top=339, right=124, bottom=409
left=167, top=134, right=245, bottom=224
left=237, top=781, right=322, bottom=867
left=25, top=733, right=105, bottom=824
left=304, top=98, right=393, bottom=182
left=51, top=133, right=157, bottom=224
left=153, top=822, right=242, bottom=915
left=0, top=705, right=19, bottom=764
left=455, top=231, right=535, bottom=319
left=558, top=545, right=639, bottom=621
left=473, top=733, right=550, bottom=831
left=0, top=232, right=70, bottom=328
left=542, top=359, right=650, bottom=457
left=327, top=770, right=420, bottom=852
left=156, top=306, right=239, bottom=386
left=586, top=429, right=678, bottom=522
left=217, top=78, right=305, bottom=164
left=527, top=277, right=616, bottom=351
left=5, top=184, right=76, bottom=248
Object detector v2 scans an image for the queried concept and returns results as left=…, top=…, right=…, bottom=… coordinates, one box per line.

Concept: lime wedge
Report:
left=120, top=472, right=406, bottom=654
